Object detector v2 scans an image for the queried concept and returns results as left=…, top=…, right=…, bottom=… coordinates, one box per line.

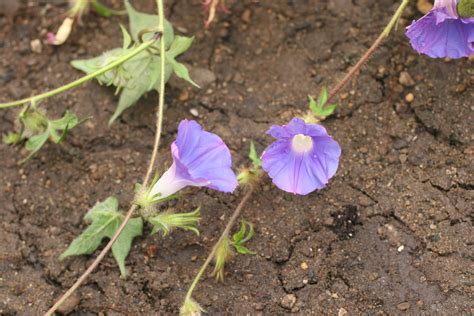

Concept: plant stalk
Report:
left=45, top=1, right=167, bottom=314
left=326, top=0, right=410, bottom=104
left=0, top=40, right=155, bottom=109
left=184, top=186, right=255, bottom=303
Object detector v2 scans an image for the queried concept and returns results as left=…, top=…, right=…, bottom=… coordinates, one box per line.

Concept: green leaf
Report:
left=231, top=220, right=256, bottom=255
left=120, top=24, right=132, bottom=49
left=22, top=131, right=50, bottom=162
left=124, top=0, right=174, bottom=48
left=309, top=88, right=337, bottom=118
left=108, top=54, right=156, bottom=125
left=49, top=111, right=80, bottom=130
left=153, top=61, right=174, bottom=91
left=85, top=196, right=119, bottom=221
left=112, top=217, right=143, bottom=277
left=232, top=221, right=247, bottom=243
left=249, top=141, right=262, bottom=168
left=3, top=132, right=21, bottom=145
left=318, top=87, right=328, bottom=107
left=91, top=0, right=113, bottom=17
left=71, top=48, right=127, bottom=86
left=308, top=95, right=318, bottom=113
left=49, top=111, right=86, bottom=143
left=234, top=244, right=256, bottom=255
left=167, top=36, right=194, bottom=58
left=60, top=197, right=143, bottom=277
left=317, top=104, right=337, bottom=117
left=169, top=60, right=199, bottom=88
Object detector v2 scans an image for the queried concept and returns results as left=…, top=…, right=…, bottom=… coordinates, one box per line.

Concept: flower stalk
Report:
left=326, top=0, right=410, bottom=104
left=181, top=185, right=256, bottom=314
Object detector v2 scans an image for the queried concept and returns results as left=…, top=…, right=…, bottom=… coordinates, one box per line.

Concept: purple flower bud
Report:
left=150, top=119, right=238, bottom=199
left=406, top=0, right=474, bottom=58
left=261, top=118, right=341, bottom=195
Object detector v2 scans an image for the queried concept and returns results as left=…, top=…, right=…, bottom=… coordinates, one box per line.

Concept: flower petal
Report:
left=150, top=119, right=238, bottom=199
left=173, top=120, right=237, bottom=192
left=262, top=119, right=341, bottom=195
left=406, top=11, right=474, bottom=58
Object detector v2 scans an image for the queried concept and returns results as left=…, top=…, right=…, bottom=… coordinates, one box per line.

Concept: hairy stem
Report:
left=144, top=0, right=167, bottom=186
left=45, top=205, right=137, bottom=316
left=0, top=40, right=155, bottom=109
left=326, top=0, right=410, bottom=104
left=184, top=186, right=256, bottom=303
left=45, top=1, right=167, bottom=314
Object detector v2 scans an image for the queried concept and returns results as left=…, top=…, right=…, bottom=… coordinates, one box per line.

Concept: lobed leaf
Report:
left=60, top=197, right=143, bottom=277
left=167, top=36, right=194, bottom=58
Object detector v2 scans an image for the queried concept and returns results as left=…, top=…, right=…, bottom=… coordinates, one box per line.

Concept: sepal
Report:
left=148, top=208, right=201, bottom=236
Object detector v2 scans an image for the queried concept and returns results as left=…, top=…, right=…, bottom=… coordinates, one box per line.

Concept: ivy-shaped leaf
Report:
left=71, top=8, right=197, bottom=124
left=167, top=36, right=195, bottom=58
left=60, top=197, right=143, bottom=277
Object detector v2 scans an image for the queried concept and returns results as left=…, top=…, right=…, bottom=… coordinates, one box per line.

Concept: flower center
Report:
left=291, top=134, right=313, bottom=153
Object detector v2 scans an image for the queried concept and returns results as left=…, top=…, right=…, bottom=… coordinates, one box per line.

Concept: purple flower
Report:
left=150, top=119, right=238, bottom=199
left=261, top=118, right=341, bottom=195
left=406, top=0, right=474, bottom=58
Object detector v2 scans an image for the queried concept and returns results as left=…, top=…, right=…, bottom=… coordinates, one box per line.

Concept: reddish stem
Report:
left=327, top=33, right=385, bottom=104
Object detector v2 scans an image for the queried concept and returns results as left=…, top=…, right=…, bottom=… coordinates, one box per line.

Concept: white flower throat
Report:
left=291, top=134, right=313, bottom=153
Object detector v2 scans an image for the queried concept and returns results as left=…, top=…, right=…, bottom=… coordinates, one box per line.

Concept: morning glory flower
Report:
left=149, top=119, right=238, bottom=200
left=261, top=118, right=341, bottom=195
left=406, top=0, right=474, bottom=58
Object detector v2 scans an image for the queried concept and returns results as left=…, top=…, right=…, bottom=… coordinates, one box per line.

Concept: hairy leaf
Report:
left=60, top=197, right=143, bottom=277
left=71, top=7, right=198, bottom=124
left=169, top=59, right=199, bottom=88
left=168, top=36, right=194, bottom=58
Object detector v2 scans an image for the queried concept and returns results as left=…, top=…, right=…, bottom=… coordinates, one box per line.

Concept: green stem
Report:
left=382, top=0, right=410, bottom=36
left=0, top=39, right=155, bottom=109
left=143, top=0, right=166, bottom=186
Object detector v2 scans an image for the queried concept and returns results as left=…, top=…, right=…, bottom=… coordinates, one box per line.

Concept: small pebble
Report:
left=397, top=245, right=405, bottom=252
left=405, top=93, right=414, bottom=103
left=399, top=154, right=408, bottom=164
left=179, top=90, right=189, bottom=102
left=399, top=71, right=415, bottom=87
left=190, top=108, right=199, bottom=117
left=338, top=308, right=348, bottom=316
left=254, top=302, right=265, bottom=311
left=57, top=292, right=81, bottom=314
left=280, top=294, right=297, bottom=309
left=241, top=9, right=252, bottom=23
left=397, top=302, right=410, bottom=311
left=30, top=39, right=42, bottom=53
left=300, top=262, right=308, bottom=270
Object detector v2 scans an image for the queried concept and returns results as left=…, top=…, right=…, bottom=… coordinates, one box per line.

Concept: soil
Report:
left=1, top=0, right=472, bottom=315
